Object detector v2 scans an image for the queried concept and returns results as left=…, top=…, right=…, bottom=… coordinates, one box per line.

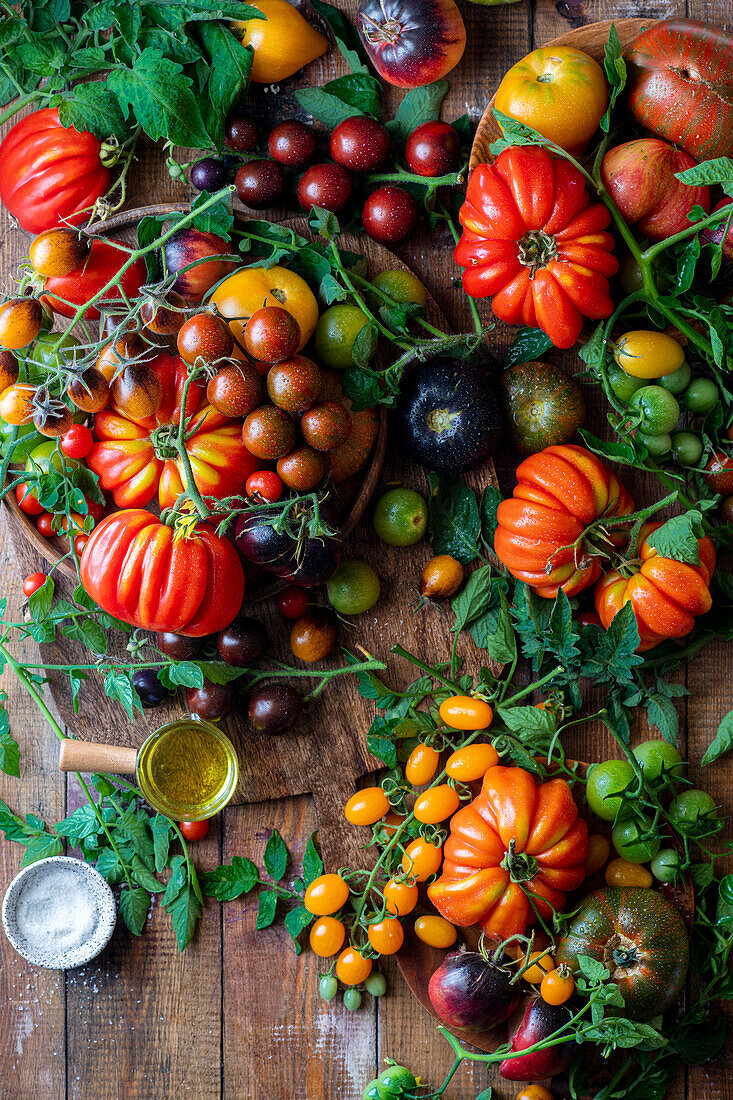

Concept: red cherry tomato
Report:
left=22, top=572, right=47, bottom=597
left=179, top=819, right=210, bottom=841
left=277, top=585, right=310, bottom=620
left=15, top=482, right=43, bottom=515
left=84, top=495, right=107, bottom=523
left=246, top=470, right=283, bottom=502
left=36, top=512, right=55, bottom=537
left=60, top=423, right=94, bottom=459
left=74, top=533, right=89, bottom=556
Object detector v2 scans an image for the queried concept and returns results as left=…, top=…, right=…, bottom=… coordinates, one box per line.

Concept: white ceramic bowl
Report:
left=2, top=855, right=116, bottom=969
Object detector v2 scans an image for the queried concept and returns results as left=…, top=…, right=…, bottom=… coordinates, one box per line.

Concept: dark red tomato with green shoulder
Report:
left=42, top=238, right=146, bottom=321
left=499, top=361, right=586, bottom=455
left=0, top=108, right=111, bottom=234
left=80, top=509, right=244, bottom=636
left=556, top=886, right=689, bottom=1020
left=357, top=0, right=466, bottom=89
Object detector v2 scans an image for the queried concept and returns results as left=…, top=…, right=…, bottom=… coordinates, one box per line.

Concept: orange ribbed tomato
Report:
left=494, top=444, right=634, bottom=597
left=428, top=765, right=588, bottom=939
left=595, top=519, right=715, bottom=651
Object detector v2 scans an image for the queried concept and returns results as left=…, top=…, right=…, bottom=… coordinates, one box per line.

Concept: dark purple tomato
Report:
left=217, top=616, right=269, bottom=666
left=248, top=683, right=303, bottom=732
left=187, top=680, right=235, bottom=720
left=428, top=949, right=520, bottom=1031
left=357, top=0, right=466, bottom=89
left=268, top=120, right=317, bottom=168
left=499, top=998, right=576, bottom=1081
left=163, top=229, right=236, bottom=302
left=330, top=117, right=391, bottom=172
left=225, top=108, right=258, bottom=153
left=191, top=157, right=229, bottom=192
left=406, top=121, right=460, bottom=177
left=362, top=186, right=419, bottom=244
left=297, top=163, right=354, bottom=213
left=157, top=632, right=202, bottom=660
left=235, top=159, right=285, bottom=208
left=132, top=668, right=170, bottom=709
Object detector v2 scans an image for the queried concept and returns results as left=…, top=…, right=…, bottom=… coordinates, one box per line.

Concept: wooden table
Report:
left=1, top=0, right=732, bottom=1096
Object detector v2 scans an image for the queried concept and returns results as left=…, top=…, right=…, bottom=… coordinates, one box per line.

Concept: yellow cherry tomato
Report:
left=382, top=811, right=407, bottom=838
left=605, top=858, right=653, bottom=888
left=231, top=0, right=328, bottom=84
left=495, top=46, right=608, bottom=152
left=304, top=873, right=349, bottom=916
left=336, top=946, right=372, bottom=985
left=517, top=1084, right=554, bottom=1100
left=383, top=878, right=419, bottom=917
left=309, top=916, right=346, bottom=957
left=520, top=949, right=556, bottom=984
left=414, top=914, right=457, bottom=949
left=344, top=786, right=390, bottom=826
left=209, top=265, right=319, bottom=351
left=405, top=742, right=440, bottom=786
left=400, top=838, right=443, bottom=882
left=438, top=695, right=493, bottom=731
left=445, top=742, right=499, bottom=781
left=540, top=965, right=575, bottom=1005
left=367, top=918, right=404, bottom=955
left=613, top=330, right=686, bottom=379
left=413, top=784, right=460, bottom=824
left=0, top=383, right=35, bottom=425
left=585, top=833, right=611, bottom=876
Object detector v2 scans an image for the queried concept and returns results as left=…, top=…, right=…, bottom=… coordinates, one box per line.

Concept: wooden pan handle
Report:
left=59, top=738, right=138, bottom=775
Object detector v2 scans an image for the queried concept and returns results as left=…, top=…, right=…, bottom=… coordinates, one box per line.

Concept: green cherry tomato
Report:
left=612, top=817, right=661, bottom=864
left=637, top=430, right=672, bottom=457
left=343, top=988, right=363, bottom=1011
left=314, top=304, right=376, bottom=370
left=719, top=873, right=733, bottom=906
left=629, top=385, right=680, bottom=434
left=585, top=759, right=635, bottom=822
left=671, top=431, right=703, bottom=467
left=371, top=269, right=427, bottom=308
left=607, top=362, right=645, bottom=404
left=373, top=487, right=428, bottom=546
left=327, top=559, right=381, bottom=615
left=319, top=975, right=339, bottom=1002
left=377, top=1065, right=418, bottom=1095
left=668, top=789, right=718, bottom=835
left=684, top=377, right=719, bottom=415
left=658, top=361, right=691, bottom=394
left=25, top=439, right=81, bottom=476
left=0, top=420, right=43, bottom=462
left=632, top=739, right=683, bottom=784
left=23, top=331, right=82, bottom=379
left=365, top=971, right=387, bottom=997
left=363, top=1081, right=388, bottom=1100
left=651, top=847, right=681, bottom=883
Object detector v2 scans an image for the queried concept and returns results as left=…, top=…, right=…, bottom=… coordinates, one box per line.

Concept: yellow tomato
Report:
left=445, top=742, right=498, bottom=781
left=405, top=742, right=440, bottom=786
left=438, top=695, right=493, bottom=731
left=309, top=916, right=346, bottom=958
left=585, top=833, right=611, bottom=876
left=401, top=838, right=442, bottom=882
left=413, top=784, right=460, bottom=824
left=613, top=330, right=686, bottom=379
left=231, top=1, right=328, bottom=84
left=605, top=857, right=653, bottom=888
left=414, top=914, right=457, bottom=949
left=520, top=949, right=555, bottom=984
left=344, top=786, right=390, bottom=826
left=495, top=46, right=608, bottom=152
left=209, top=265, right=319, bottom=351
left=367, top=918, right=404, bottom=955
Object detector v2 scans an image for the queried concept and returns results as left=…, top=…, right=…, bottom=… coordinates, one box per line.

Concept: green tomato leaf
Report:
left=189, top=189, right=234, bottom=236
left=119, top=886, right=150, bottom=936
left=158, top=661, right=204, bottom=690
left=56, top=81, right=129, bottom=141
left=263, top=829, right=288, bottom=881
left=302, top=834, right=323, bottom=886
left=55, top=804, right=100, bottom=842
left=194, top=661, right=246, bottom=685
left=341, top=368, right=383, bottom=411
left=21, top=834, right=64, bottom=867
left=197, top=20, right=253, bottom=150
left=256, top=889, right=278, bottom=930
left=0, top=710, right=19, bottom=778
left=152, top=814, right=172, bottom=873
left=702, top=709, right=733, bottom=767
left=675, top=156, right=733, bottom=197
left=61, top=617, right=108, bottom=655
left=505, top=326, right=554, bottom=367
left=387, top=80, right=450, bottom=144
left=646, top=510, right=704, bottom=566
left=309, top=0, right=369, bottom=74
left=323, top=73, right=382, bottom=118
left=107, top=48, right=212, bottom=148
left=28, top=578, right=55, bottom=623
left=599, top=23, right=626, bottom=134
left=165, top=882, right=203, bottom=951
left=161, top=854, right=188, bottom=905
left=451, top=565, right=493, bottom=634
left=427, top=475, right=481, bottom=564
left=496, top=704, right=556, bottom=743
left=283, top=905, right=312, bottom=954
left=200, top=855, right=260, bottom=900
left=295, top=87, right=365, bottom=129
left=103, top=667, right=143, bottom=721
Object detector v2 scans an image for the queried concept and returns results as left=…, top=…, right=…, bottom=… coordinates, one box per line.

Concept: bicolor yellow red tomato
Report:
left=209, top=265, right=319, bottom=351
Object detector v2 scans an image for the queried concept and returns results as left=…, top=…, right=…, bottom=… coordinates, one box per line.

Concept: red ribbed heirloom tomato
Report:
left=454, top=146, right=617, bottom=349
left=428, top=765, right=588, bottom=939
left=88, top=352, right=258, bottom=509
left=42, top=238, right=146, bottom=321
left=494, top=444, right=634, bottom=597
left=0, top=108, right=111, bottom=234
left=80, top=509, right=244, bottom=636
left=595, top=520, right=715, bottom=651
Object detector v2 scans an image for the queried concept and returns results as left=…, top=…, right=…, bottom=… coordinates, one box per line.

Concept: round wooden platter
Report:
left=469, top=18, right=655, bottom=171
left=3, top=202, right=450, bottom=599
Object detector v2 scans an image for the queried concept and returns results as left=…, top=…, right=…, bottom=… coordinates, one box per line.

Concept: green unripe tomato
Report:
left=658, top=361, right=691, bottom=394
left=671, top=431, right=703, bottom=467
left=363, top=1081, right=388, bottom=1100
left=612, top=817, right=661, bottom=864
left=23, top=331, right=83, bottom=379
left=636, top=431, right=672, bottom=457
left=616, top=251, right=645, bottom=296
left=377, top=1065, right=418, bottom=1095
left=629, top=385, right=680, bottom=435
left=632, top=739, right=683, bottom=784
left=327, top=559, right=381, bottom=615
left=25, top=439, right=81, bottom=475
left=314, top=304, right=376, bottom=370
left=371, top=269, right=427, bottom=309
left=365, top=971, right=387, bottom=997
left=684, top=377, right=719, bottom=415
left=0, top=421, right=43, bottom=463
left=651, top=848, right=681, bottom=883
left=319, top=975, right=338, bottom=1002
left=668, top=788, right=718, bottom=835
left=585, top=759, right=635, bottom=822
left=343, top=988, right=362, bottom=1011
left=373, top=487, right=428, bottom=546
left=607, top=362, right=645, bottom=404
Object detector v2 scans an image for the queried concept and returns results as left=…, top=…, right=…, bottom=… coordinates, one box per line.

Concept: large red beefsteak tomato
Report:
left=80, top=509, right=244, bottom=636
left=88, top=352, right=258, bottom=509
left=626, top=19, right=733, bottom=160
left=42, top=238, right=146, bottom=321
left=454, top=146, right=617, bottom=349
left=0, top=108, right=110, bottom=234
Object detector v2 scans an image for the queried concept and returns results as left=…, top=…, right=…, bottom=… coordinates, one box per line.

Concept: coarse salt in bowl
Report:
left=2, top=855, right=116, bottom=969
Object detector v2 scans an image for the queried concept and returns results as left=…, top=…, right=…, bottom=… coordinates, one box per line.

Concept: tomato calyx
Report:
left=517, top=230, right=559, bottom=278
left=605, top=932, right=641, bottom=979
left=149, top=422, right=183, bottom=461
left=501, top=838, right=539, bottom=884
left=360, top=12, right=403, bottom=46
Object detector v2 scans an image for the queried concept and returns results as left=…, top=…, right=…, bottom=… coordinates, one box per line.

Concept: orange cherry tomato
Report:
left=336, top=946, right=372, bottom=985
left=344, top=786, right=390, bottom=826
left=405, top=742, right=440, bottom=786
left=304, top=873, right=350, bottom=916
left=0, top=383, right=35, bottom=425
left=413, top=784, right=460, bottom=824
left=367, top=918, right=404, bottom=955
left=382, top=811, right=407, bottom=838
left=413, top=914, right=457, bottom=949
left=585, top=833, right=611, bottom=876
left=400, top=837, right=442, bottom=882
left=445, top=742, right=499, bottom=781
left=541, top=965, right=575, bottom=1005
left=309, top=916, right=346, bottom=958
left=520, top=950, right=556, bottom=984
left=605, top=858, right=652, bottom=888
left=517, top=1086, right=554, bottom=1100
left=383, top=878, right=418, bottom=917
left=438, top=695, right=493, bottom=731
